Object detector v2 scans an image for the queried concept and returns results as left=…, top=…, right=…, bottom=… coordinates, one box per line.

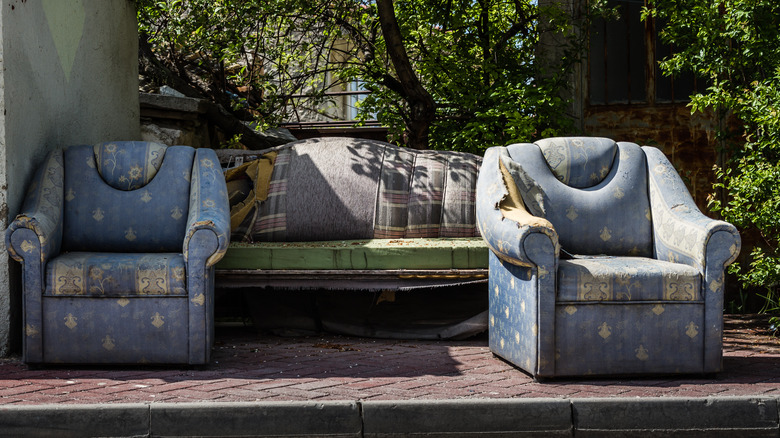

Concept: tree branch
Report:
left=375, top=0, right=436, bottom=149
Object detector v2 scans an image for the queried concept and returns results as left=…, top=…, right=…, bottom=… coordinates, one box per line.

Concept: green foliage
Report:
left=137, top=0, right=598, bottom=153
left=647, top=1, right=780, bottom=311
left=136, top=0, right=360, bottom=127
left=344, top=0, right=592, bottom=153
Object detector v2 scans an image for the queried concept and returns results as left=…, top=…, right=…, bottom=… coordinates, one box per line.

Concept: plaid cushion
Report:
left=252, top=148, right=291, bottom=241
left=227, top=138, right=482, bottom=242
left=375, top=149, right=481, bottom=238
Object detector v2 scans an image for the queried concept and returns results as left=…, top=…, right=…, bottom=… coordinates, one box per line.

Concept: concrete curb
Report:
left=0, top=397, right=778, bottom=437
left=150, top=401, right=361, bottom=438
left=362, top=399, right=572, bottom=437
left=572, top=397, right=779, bottom=438
left=0, top=404, right=150, bottom=438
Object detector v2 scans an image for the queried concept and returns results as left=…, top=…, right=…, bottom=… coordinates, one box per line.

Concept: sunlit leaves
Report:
left=649, top=1, right=780, bottom=303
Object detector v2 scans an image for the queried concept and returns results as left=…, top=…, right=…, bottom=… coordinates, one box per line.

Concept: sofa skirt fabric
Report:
left=553, top=302, right=705, bottom=376
left=41, top=296, right=190, bottom=364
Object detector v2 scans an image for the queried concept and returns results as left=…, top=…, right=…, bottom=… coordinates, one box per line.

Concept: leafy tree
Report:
left=646, top=1, right=780, bottom=313
left=349, top=0, right=592, bottom=152
left=137, top=0, right=364, bottom=149
left=136, top=0, right=597, bottom=153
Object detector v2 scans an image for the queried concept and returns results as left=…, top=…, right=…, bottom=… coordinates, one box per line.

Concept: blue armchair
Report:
left=476, top=137, right=740, bottom=377
left=6, top=141, right=230, bottom=365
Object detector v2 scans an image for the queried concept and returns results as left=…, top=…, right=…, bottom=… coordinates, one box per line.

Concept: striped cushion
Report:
left=229, top=138, right=482, bottom=242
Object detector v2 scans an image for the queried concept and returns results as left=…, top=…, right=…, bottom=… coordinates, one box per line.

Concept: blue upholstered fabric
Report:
left=475, top=147, right=559, bottom=269
left=7, top=149, right=64, bottom=265
left=45, top=252, right=186, bottom=296
left=62, top=144, right=193, bottom=253
left=93, top=141, right=167, bottom=190
left=505, top=140, right=653, bottom=257
left=644, top=146, right=740, bottom=271
left=643, top=146, right=741, bottom=370
left=557, top=256, right=701, bottom=302
left=553, top=302, right=705, bottom=376
left=477, top=137, right=741, bottom=377
left=534, top=137, right=617, bottom=188
left=42, top=296, right=189, bottom=364
left=6, top=142, right=230, bottom=365
left=184, top=148, right=231, bottom=267
left=488, top=252, right=545, bottom=375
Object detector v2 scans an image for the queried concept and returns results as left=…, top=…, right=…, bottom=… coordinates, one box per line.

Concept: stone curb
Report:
left=362, top=398, right=572, bottom=437
left=0, top=404, right=150, bottom=438
left=150, top=401, right=361, bottom=438
left=572, top=397, right=779, bottom=438
left=0, top=397, right=777, bottom=437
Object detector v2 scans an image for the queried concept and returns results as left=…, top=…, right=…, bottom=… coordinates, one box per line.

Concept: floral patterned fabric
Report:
left=6, top=149, right=64, bottom=264
left=534, top=137, right=617, bottom=188
left=505, top=139, right=653, bottom=258
left=184, top=148, right=231, bottom=267
left=557, top=256, right=701, bottom=302
left=41, top=296, right=189, bottom=364
left=62, top=144, right=193, bottom=253
left=45, top=252, right=186, bottom=297
left=93, top=141, right=167, bottom=190
left=553, top=302, right=705, bottom=376
left=477, top=137, right=741, bottom=377
left=6, top=142, right=230, bottom=365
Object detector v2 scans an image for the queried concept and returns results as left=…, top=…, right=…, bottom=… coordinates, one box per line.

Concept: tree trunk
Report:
left=376, top=0, right=436, bottom=149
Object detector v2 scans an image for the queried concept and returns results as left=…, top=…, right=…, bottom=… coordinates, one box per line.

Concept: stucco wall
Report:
left=0, top=0, right=140, bottom=355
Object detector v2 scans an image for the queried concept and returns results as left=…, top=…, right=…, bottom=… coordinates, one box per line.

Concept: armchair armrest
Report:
left=643, top=146, right=740, bottom=272
left=476, top=147, right=559, bottom=268
left=6, top=149, right=64, bottom=264
left=184, top=148, right=230, bottom=267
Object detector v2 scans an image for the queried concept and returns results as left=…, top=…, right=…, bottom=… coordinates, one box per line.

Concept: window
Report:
left=347, top=80, right=366, bottom=120
left=588, top=0, right=698, bottom=105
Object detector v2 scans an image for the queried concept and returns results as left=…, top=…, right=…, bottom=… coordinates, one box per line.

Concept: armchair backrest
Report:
left=62, top=142, right=195, bottom=253
left=505, top=137, right=653, bottom=257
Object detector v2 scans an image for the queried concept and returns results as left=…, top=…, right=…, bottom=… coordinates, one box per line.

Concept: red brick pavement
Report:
left=0, top=315, right=778, bottom=405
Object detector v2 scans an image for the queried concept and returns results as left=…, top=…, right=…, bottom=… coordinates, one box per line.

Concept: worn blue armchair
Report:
left=6, top=141, right=230, bottom=365
left=477, top=137, right=740, bottom=378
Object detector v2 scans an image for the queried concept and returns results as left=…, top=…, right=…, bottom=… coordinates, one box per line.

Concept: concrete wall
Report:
left=0, top=0, right=140, bottom=355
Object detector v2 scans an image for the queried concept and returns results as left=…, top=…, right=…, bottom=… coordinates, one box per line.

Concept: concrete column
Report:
left=538, top=0, right=586, bottom=132
left=0, top=0, right=140, bottom=355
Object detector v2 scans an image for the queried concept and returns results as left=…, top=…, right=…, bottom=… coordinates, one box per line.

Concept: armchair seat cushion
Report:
left=557, top=256, right=701, bottom=302
left=45, top=252, right=186, bottom=297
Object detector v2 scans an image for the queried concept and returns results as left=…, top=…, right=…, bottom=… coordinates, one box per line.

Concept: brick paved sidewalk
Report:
left=0, top=315, right=778, bottom=405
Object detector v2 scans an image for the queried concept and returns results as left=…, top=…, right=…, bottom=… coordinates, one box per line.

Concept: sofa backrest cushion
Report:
left=245, top=137, right=481, bottom=242
left=62, top=144, right=194, bottom=252
left=534, top=137, right=617, bottom=189
left=505, top=139, right=653, bottom=257
left=373, top=147, right=481, bottom=239
left=93, top=141, right=167, bottom=191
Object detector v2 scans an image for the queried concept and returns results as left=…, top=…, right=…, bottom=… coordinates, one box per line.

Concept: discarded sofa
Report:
left=6, top=141, right=230, bottom=365
left=216, top=137, right=488, bottom=291
left=476, top=137, right=741, bottom=377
